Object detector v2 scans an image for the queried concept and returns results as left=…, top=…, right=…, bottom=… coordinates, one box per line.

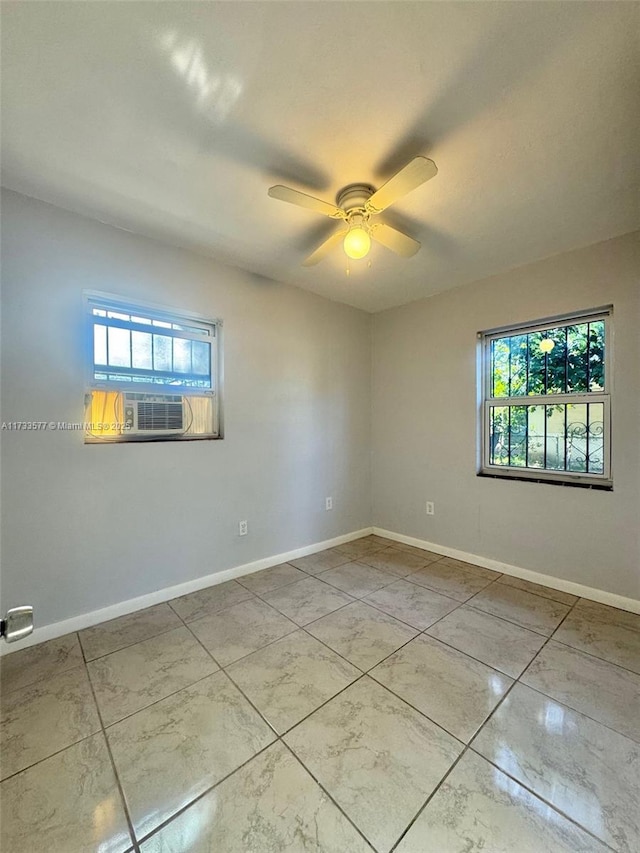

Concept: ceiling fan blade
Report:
left=268, top=185, right=345, bottom=219
left=371, top=223, right=420, bottom=257
left=365, top=157, right=437, bottom=214
left=302, top=229, right=349, bottom=266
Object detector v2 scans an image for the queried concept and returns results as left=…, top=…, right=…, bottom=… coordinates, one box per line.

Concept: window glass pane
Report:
left=489, top=401, right=607, bottom=477
left=545, top=405, right=566, bottom=470
left=493, top=321, right=606, bottom=399
left=490, top=406, right=509, bottom=465
left=491, top=339, right=509, bottom=397
left=527, top=331, right=545, bottom=395
left=94, top=324, right=107, bottom=365
left=566, top=403, right=588, bottom=472
left=509, top=335, right=527, bottom=396
left=567, top=324, right=588, bottom=393
left=173, top=338, right=192, bottom=373
left=526, top=405, right=545, bottom=468
left=589, top=321, right=605, bottom=391
left=587, top=402, right=605, bottom=474
left=131, top=331, right=153, bottom=370
left=107, top=327, right=131, bottom=368
left=545, top=326, right=568, bottom=394
left=192, top=340, right=210, bottom=375
left=508, top=406, right=527, bottom=466
left=153, top=334, right=172, bottom=371
left=88, top=302, right=216, bottom=392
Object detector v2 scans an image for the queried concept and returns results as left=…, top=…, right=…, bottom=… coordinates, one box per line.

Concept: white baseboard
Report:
left=5, top=524, right=638, bottom=655
left=1, top=527, right=373, bottom=655
left=374, top=527, right=640, bottom=615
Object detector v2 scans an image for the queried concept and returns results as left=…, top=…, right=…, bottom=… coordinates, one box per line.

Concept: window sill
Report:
left=85, top=434, right=222, bottom=445
left=477, top=471, right=613, bottom=491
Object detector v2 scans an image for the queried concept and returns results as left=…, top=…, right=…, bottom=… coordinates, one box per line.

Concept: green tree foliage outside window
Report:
left=491, top=321, right=604, bottom=398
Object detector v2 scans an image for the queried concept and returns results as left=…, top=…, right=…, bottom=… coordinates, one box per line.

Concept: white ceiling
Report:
left=2, top=2, right=639, bottom=312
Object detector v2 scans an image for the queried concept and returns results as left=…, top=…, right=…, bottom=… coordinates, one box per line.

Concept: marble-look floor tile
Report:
left=407, top=560, right=498, bottom=602
left=262, top=576, right=353, bottom=626
left=79, top=603, right=182, bottom=661
left=227, top=630, right=359, bottom=733
left=236, top=562, right=306, bottom=595
left=334, top=537, right=387, bottom=559
left=0, top=733, right=132, bottom=853
left=139, top=742, right=372, bottom=853
left=426, top=605, right=546, bottom=677
left=0, top=633, right=83, bottom=693
left=469, top=583, right=570, bottom=635
left=285, top=677, right=461, bottom=852
left=553, top=599, right=640, bottom=674
left=189, top=597, right=297, bottom=667
left=364, top=579, right=459, bottom=630
left=360, top=546, right=430, bottom=577
left=371, top=635, right=512, bottom=742
left=168, top=580, right=253, bottom=623
left=496, top=574, right=578, bottom=606
left=288, top=547, right=352, bottom=575
left=88, top=626, right=218, bottom=726
left=522, top=641, right=640, bottom=741
left=306, top=601, right=418, bottom=671
left=472, top=682, right=640, bottom=852
left=1, top=665, right=100, bottom=779
left=108, top=671, right=275, bottom=839
left=396, top=749, right=607, bottom=853
left=319, top=561, right=396, bottom=598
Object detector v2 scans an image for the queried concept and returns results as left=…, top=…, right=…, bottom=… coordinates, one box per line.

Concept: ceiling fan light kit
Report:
left=338, top=185, right=373, bottom=260
left=268, top=156, right=437, bottom=267
left=343, top=226, right=371, bottom=260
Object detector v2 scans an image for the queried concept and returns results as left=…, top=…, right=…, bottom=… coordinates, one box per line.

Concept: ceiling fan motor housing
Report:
left=336, top=183, right=375, bottom=215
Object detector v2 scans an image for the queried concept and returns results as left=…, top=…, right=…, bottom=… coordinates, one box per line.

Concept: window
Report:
left=84, top=293, right=222, bottom=442
left=479, top=308, right=611, bottom=487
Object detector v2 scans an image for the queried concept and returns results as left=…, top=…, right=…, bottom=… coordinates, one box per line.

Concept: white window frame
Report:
left=479, top=307, right=612, bottom=488
left=84, top=291, right=223, bottom=440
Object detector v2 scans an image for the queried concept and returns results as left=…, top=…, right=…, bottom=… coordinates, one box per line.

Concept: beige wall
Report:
left=372, top=232, right=640, bottom=599
left=0, top=190, right=372, bottom=626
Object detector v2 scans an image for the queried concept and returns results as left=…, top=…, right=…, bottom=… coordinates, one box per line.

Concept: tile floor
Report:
left=1, top=535, right=639, bottom=852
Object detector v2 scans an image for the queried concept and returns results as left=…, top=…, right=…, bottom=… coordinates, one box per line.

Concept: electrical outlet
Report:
left=325, top=497, right=333, bottom=511
left=426, top=501, right=435, bottom=516
left=238, top=520, right=248, bottom=536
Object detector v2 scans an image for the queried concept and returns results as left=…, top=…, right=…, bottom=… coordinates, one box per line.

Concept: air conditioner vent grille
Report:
left=137, top=401, right=184, bottom=431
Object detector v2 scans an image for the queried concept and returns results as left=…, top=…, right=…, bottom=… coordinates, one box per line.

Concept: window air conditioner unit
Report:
left=123, top=393, right=185, bottom=435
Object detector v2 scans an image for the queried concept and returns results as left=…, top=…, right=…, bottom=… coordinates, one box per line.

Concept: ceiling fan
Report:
left=268, top=156, right=437, bottom=266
